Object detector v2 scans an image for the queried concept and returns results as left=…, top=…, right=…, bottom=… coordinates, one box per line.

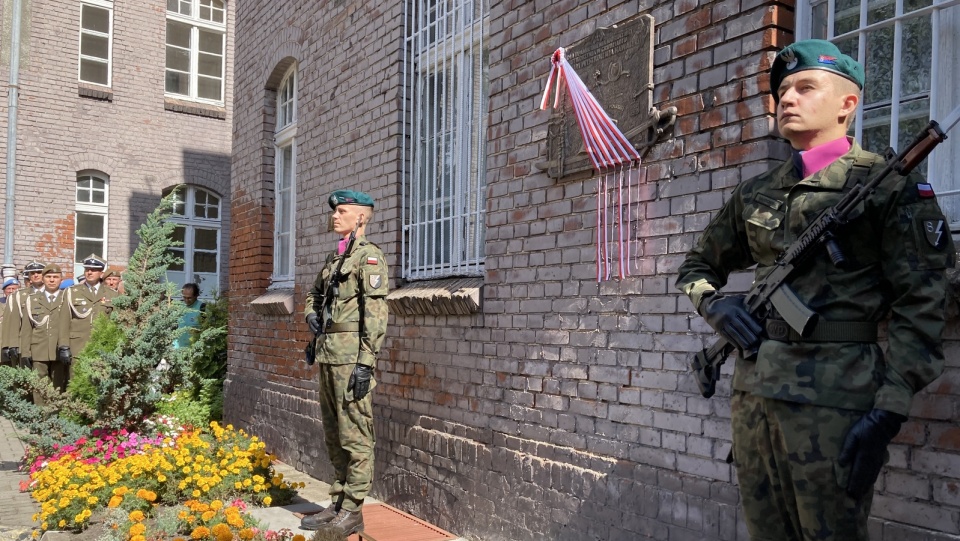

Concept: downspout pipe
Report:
left=5, top=0, right=24, bottom=265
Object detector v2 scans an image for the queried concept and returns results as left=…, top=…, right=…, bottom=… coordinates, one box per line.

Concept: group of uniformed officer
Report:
left=0, top=254, right=120, bottom=404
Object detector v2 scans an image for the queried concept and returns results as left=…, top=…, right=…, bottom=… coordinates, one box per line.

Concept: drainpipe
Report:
left=5, top=0, right=24, bottom=265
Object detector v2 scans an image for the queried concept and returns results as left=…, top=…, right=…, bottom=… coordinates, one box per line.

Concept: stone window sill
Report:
left=386, top=277, right=483, bottom=316
left=78, top=84, right=113, bottom=101
left=250, top=289, right=295, bottom=316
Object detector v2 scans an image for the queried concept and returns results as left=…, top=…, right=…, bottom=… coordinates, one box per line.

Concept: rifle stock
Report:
left=690, top=114, right=954, bottom=398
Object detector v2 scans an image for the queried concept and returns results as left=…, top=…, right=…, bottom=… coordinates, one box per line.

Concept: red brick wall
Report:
left=228, top=0, right=960, bottom=539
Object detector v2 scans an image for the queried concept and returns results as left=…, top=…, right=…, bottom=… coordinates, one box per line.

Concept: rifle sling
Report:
left=765, top=318, right=877, bottom=343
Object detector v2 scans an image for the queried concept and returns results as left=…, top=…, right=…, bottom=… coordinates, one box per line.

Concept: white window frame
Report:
left=401, top=0, right=488, bottom=281
left=796, top=0, right=960, bottom=226
left=78, top=0, right=113, bottom=87
left=165, top=0, right=227, bottom=105
left=75, top=173, right=110, bottom=279
left=167, top=186, right=222, bottom=298
left=272, top=64, right=298, bottom=288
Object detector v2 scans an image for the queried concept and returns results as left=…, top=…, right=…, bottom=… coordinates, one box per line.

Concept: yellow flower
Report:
left=210, top=500, right=223, bottom=511
left=107, top=496, right=123, bottom=508
left=238, top=529, right=255, bottom=540
left=129, top=523, right=147, bottom=536
left=192, top=490, right=201, bottom=498
left=129, top=510, right=145, bottom=522
left=263, top=496, right=272, bottom=506
left=191, top=526, right=210, bottom=539
left=58, top=520, right=66, bottom=528
left=131, top=536, right=146, bottom=541
left=201, top=510, right=216, bottom=522
left=157, top=474, right=167, bottom=482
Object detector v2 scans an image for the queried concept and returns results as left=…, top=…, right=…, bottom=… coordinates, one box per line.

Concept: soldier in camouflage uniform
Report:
left=676, top=40, right=955, bottom=540
left=300, top=189, right=389, bottom=537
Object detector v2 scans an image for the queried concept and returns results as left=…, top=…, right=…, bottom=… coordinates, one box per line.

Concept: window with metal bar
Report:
left=796, top=0, right=960, bottom=225
left=166, top=186, right=222, bottom=297
left=165, top=0, right=226, bottom=104
left=401, top=0, right=488, bottom=280
left=273, top=65, right=298, bottom=288
left=79, top=1, right=113, bottom=86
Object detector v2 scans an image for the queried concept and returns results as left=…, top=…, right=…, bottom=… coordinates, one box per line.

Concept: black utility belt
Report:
left=765, top=318, right=877, bottom=343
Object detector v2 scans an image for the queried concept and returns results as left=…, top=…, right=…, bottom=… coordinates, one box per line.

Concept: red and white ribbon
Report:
left=541, top=48, right=643, bottom=281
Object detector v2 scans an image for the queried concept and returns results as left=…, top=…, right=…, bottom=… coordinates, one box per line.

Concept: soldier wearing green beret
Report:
left=1, top=260, right=47, bottom=367
left=300, top=189, right=388, bottom=536
left=677, top=39, right=955, bottom=540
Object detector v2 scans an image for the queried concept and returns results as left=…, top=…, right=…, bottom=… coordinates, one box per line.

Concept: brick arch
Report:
left=261, top=26, right=303, bottom=90
left=66, top=152, right=120, bottom=177
left=155, top=168, right=226, bottom=197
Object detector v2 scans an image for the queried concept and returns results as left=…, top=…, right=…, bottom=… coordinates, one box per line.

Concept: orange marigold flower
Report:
left=107, top=496, right=123, bottom=508
left=128, top=510, right=145, bottom=522
left=129, top=523, right=147, bottom=536
left=191, top=526, right=210, bottom=540
left=201, top=510, right=216, bottom=522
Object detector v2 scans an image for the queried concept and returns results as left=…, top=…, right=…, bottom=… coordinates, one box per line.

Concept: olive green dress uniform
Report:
left=1, top=262, right=46, bottom=367
left=61, top=282, right=119, bottom=354
left=676, top=41, right=954, bottom=541
left=20, top=288, right=70, bottom=400
left=304, top=236, right=389, bottom=513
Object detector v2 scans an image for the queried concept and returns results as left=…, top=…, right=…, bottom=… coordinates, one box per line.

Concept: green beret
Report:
left=770, top=39, right=864, bottom=102
left=328, top=189, right=375, bottom=209
left=42, top=264, right=62, bottom=275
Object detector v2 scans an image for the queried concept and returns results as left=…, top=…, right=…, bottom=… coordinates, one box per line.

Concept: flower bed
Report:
left=27, top=421, right=303, bottom=540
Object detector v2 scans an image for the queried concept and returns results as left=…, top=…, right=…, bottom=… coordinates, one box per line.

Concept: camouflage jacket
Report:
left=304, top=236, right=389, bottom=366
left=676, top=142, right=955, bottom=415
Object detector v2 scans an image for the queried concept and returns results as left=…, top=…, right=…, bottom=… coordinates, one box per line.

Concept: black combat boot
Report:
left=327, top=508, right=364, bottom=536
left=300, top=503, right=340, bottom=531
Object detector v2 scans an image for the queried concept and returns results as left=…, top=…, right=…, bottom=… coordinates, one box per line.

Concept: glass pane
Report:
left=81, top=34, right=109, bottom=59
left=194, top=228, right=218, bottom=250
left=901, top=17, right=931, bottom=98
left=167, top=0, right=179, bottom=12
left=199, top=5, right=210, bottom=20
left=279, top=192, right=292, bottom=231
left=166, top=20, right=191, bottom=48
left=172, top=198, right=186, bottom=216
left=77, top=188, right=91, bottom=203
left=80, top=59, right=109, bottom=84
left=197, top=76, right=222, bottom=101
left=862, top=105, right=891, bottom=155
left=193, top=252, right=217, bottom=273
left=168, top=248, right=185, bottom=271
left=76, top=240, right=104, bottom=262
left=91, top=190, right=105, bottom=204
left=166, top=71, right=189, bottom=95
left=206, top=193, right=219, bottom=207
left=195, top=190, right=208, bottom=205
left=207, top=205, right=219, bottom=219
left=198, top=52, right=222, bottom=77
left=82, top=5, right=110, bottom=33
left=834, top=0, right=860, bottom=36
left=906, top=0, right=932, bottom=13
left=91, top=177, right=105, bottom=189
left=166, top=47, right=190, bottom=72
left=864, top=28, right=893, bottom=107
left=810, top=1, right=828, bottom=39
left=77, top=177, right=91, bottom=188
left=77, top=213, right=104, bottom=238
left=199, top=30, right=223, bottom=55
left=276, top=235, right=290, bottom=276
left=172, top=226, right=187, bottom=243
left=898, top=98, right=931, bottom=177
left=867, top=0, right=893, bottom=25
left=201, top=0, right=225, bottom=23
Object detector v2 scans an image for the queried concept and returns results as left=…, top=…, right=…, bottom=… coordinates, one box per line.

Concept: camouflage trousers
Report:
left=318, top=362, right=375, bottom=512
left=731, top=391, right=873, bottom=541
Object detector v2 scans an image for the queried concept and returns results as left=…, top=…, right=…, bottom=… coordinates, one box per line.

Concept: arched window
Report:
left=167, top=186, right=222, bottom=296
left=272, top=63, right=297, bottom=288
left=75, top=172, right=110, bottom=278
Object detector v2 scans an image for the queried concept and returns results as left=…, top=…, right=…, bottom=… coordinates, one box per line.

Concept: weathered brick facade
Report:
left=0, top=0, right=233, bottom=289
left=227, top=1, right=960, bottom=539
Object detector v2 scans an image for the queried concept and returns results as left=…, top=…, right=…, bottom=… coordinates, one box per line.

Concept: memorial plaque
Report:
left=540, top=14, right=663, bottom=179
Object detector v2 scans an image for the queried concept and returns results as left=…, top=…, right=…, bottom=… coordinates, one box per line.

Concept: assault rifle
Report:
left=692, top=105, right=960, bottom=398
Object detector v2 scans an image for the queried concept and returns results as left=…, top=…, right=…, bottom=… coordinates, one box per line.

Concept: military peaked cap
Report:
left=770, top=39, right=864, bottom=102
left=328, top=189, right=375, bottom=209
left=24, top=260, right=46, bottom=273
left=81, top=254, right=107, bottom=270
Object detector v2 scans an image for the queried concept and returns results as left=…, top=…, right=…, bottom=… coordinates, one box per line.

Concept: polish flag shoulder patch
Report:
left=366, top=257, right=379, bottom=265
left=917, top=183, right=936, bottom=198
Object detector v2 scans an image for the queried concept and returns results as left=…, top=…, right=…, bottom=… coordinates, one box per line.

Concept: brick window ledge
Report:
left=78, top=84, right=113, bottom=101
left=250, top=288, right=295, bottom=316
left=164, top=97, right=227, bottom=120
left=386, top=277, right=483, bottom=317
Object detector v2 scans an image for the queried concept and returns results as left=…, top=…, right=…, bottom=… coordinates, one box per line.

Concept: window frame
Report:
left=75, top=172, right=110, bottom=279
left=78, top=0, right=114, bottom=87
left=401, top=0, right=489, bottom=281
left=167, top=186, right=222, bottom=297
left=272, top=64, right=298, bottom=289
left=165, top=0, right=227, bottom=105
left=795, top=0, right=960, bottom=226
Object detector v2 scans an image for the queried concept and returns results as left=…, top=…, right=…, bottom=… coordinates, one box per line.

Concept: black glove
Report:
left=838, top=409, right=906, bottom=499
left=700, top=293, right=762, bottom=353
left=348, top=364, right=373, bottom=400
left=9, top=347, right=20, bottom=364
left=1, top=347, right=9, bottom=364
left=20, top=356, right=32, bottom=369
left=304, top=340, right=316, bottom=366
left=306, top=313, right=322, bottom=335
left=57, top=346, right=72, bottom=365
